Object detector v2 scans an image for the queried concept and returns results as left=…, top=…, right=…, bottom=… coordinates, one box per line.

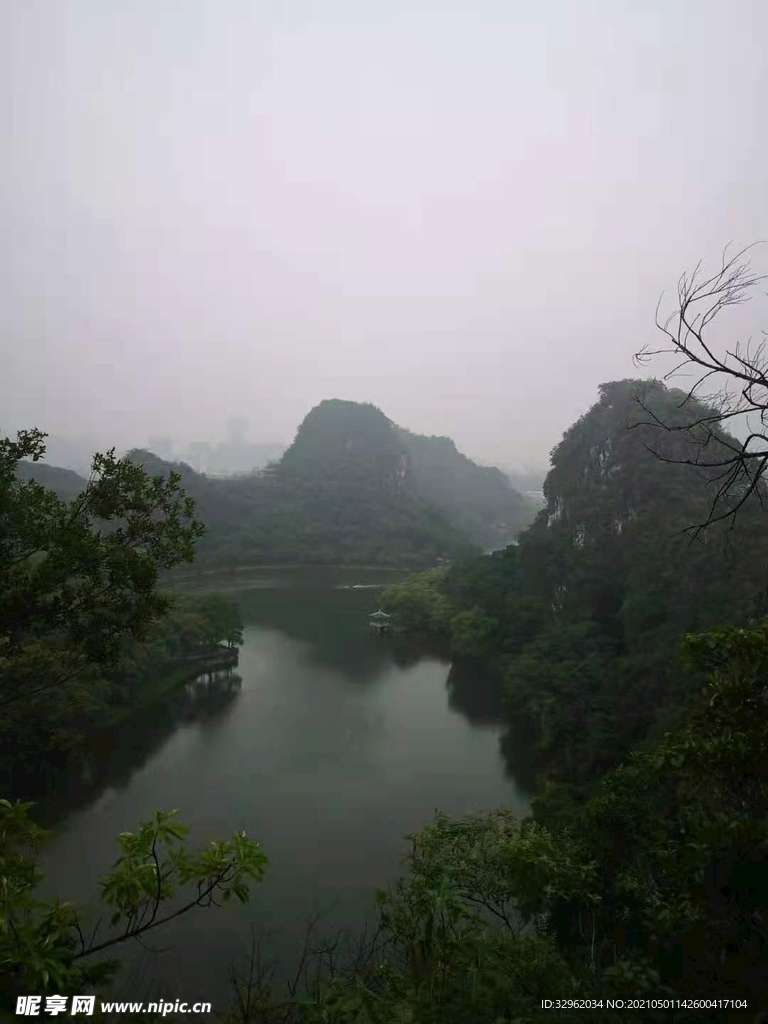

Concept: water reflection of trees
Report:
left=184, top=670, right=242, bottom=721
left=445, top=662, right=505, bottom=727
left=237, top=586, right=435, bottom=683
left=8, top=669, right=243, bottom=827
left=498, top=712, right=546, bottom=795
left=445, top=662, right=539, bottom=797
left=388, top=634, right=446, bottom=671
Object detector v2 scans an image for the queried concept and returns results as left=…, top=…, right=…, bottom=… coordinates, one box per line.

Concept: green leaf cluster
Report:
left=1, top=429, right=204, bottom=746
left=0, top=801, right=266, bottom=1011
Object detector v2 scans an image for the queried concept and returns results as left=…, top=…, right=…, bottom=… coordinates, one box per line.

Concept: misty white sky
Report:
left=2, top=0, right=767, bottom=468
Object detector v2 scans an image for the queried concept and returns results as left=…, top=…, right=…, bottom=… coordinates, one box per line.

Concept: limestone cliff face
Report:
left=396, top=453, right=410, bottom=486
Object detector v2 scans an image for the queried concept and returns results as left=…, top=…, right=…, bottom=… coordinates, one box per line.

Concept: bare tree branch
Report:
left=633, top=242, right=768, bottom=531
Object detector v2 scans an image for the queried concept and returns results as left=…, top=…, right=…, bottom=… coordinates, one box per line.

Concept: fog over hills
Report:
left=20, top=400, right=535, bottom=567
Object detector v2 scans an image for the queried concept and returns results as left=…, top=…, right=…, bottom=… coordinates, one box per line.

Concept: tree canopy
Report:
left=383, top=379, right=768, bottom=780
left=1, top=429, right=205, bottom=742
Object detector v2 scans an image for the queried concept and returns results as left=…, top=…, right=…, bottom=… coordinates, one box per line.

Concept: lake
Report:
left=34, top=568, right=530, bottom=1014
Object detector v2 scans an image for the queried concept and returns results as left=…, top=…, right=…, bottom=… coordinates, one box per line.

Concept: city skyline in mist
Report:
left=39, top=406, right=549, bottom=479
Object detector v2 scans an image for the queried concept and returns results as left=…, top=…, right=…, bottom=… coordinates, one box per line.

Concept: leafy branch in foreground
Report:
left=0, top=801, right=267, bottom=1001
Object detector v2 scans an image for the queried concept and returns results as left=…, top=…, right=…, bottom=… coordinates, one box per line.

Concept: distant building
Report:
left=369, top=609, right=391, bottom=633
left=227, top=416, right=248, bottom=446
left=186, top=441, right=212, bottom=474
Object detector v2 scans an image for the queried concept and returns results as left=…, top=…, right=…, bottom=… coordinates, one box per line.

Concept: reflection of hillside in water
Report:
left=237, top=585, right=442, bottom=683
left=445, top=662, right=538, bottom=797
left=8, top=671, right=242, bottom=827
left=499, top=712, right=544, bottom=795
left=445, top=662, right=505, bottom=727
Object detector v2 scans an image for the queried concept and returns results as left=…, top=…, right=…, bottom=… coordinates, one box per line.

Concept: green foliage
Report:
left=294, top=811, right=589, bottom=1024
left=572, top=624, right=768, bottom=1003
left=381, top=569, right=453, bottom=634
left=98, top=810, right=266, bottom=930
left=1, top=429, right=204, bottom=745
left=387, top=380, right=768, bottom=782
left=394, top=810, right=599, bottom=928
left=0, top=801, right=266, bottom=1009
left=290, top=623, right=768, bottom=1022
left=398, top=428, right=534, bottom=550
left=311, top=380, right=767, bottom=1021
left=448, top=607, right=499, bottom=658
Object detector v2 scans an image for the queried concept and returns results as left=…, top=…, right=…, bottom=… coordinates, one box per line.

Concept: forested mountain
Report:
left=384, top=378, right=768, bottom=778
left=373, top=378, right=768, bottom=1015
left=398, top=427, right=532, bottom=549
left=279, top=399, right=533, bottom=545
left=20, top=400, right=531, bottom=568
left=126, top=402, right=473, bottom=566
left=279, top=400, right=407, bottom=483
left=16, top=460, right=88, bottom=501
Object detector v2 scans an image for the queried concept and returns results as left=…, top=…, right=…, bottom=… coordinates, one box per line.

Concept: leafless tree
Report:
left=219, top=912, right=390, bottom=1023
left=634, top=242, right=768, bottom=531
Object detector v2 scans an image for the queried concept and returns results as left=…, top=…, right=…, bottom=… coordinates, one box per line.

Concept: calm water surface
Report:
left=37, top=568, right=530, bottom=1013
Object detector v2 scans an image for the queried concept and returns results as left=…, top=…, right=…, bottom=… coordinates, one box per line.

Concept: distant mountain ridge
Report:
left=18, top=400, right=533, bottom=567
left=398, top=428, right=533, bottom=549
left=15, top=460, right=89, bottom=501
left=277, top=400, right=533, bottom=544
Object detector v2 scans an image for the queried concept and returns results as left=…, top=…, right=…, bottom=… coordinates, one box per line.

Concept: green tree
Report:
left=382, top=569, right=454, bottom=635
left=0, top=429, right=204, bottom=744
left=293, top=624, right=768, bottom=1023
left=448, top=607, right=498, bottom=659
left=294, top=811, right=593, bottom=1024
left=0, top=801, right=266, bottom=1011
left=399, top=380, right=768, bottom=785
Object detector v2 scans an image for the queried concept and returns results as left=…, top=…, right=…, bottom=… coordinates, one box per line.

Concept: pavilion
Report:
left=369, top=609, right=391, bottom=633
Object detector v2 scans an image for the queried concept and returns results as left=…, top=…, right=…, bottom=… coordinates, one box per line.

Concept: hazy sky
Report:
left=2, top=0, right=767, bottom=468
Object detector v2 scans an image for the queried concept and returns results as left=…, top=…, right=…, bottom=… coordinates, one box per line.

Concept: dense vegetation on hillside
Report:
left=1, top=430, right=264, bottom=1018
left=2, top=586, right=243, bottom=769
left=384, top=379, right=768, bottom=780
left=14, top=460, right=87, bottom=501
left=21, top=400, right=532, bottom=569
left=155, top=400, right=533, bottom=565
left=398, top=428, right=531, bottom=549
left=361, top=379, right=768, bottom=1019
left=5, top=375, right=768, bottom=1021
left=1, top=430, right=243, bottom=759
